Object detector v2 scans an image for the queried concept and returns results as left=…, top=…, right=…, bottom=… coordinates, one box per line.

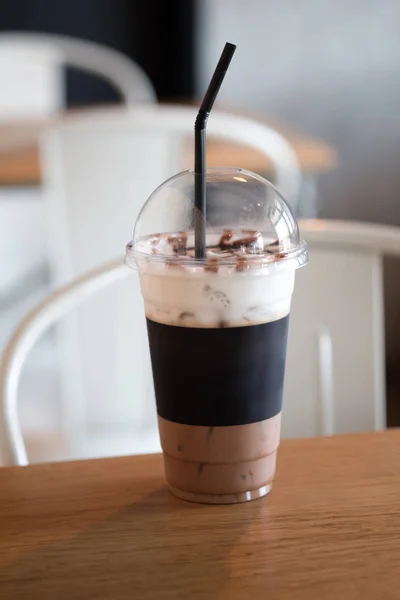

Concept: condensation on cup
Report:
left=125, top=167, right=308, bottom=504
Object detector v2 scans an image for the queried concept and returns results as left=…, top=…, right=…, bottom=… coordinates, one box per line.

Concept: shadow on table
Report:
left=0, top=485, right=264, bottom=599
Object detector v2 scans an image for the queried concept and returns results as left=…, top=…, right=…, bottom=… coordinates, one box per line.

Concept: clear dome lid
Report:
left=126, top=167, right=308, bottom=271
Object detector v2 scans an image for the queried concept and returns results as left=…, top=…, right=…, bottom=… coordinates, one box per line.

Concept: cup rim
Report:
left=125, top=236, right=308, bottom=271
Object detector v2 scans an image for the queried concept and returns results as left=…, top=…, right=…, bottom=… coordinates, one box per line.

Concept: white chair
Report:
left=0, top=259, right=139, bottom=466
left=1, top=219, right=398, bottom=466
left=282, top=219, right=400, bottom=438
left=36, top=104, right=302, bottom=460
left=0, top=32, right=155, bottom=120
left=0, top=32, right=156, bottom=308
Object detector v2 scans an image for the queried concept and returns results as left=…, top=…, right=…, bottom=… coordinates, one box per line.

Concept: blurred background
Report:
left=1, top=0, right=400, bottom=463
left=0, top=0, right=195, bottom=104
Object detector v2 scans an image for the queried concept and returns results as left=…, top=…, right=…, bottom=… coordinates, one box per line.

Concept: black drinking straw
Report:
left=194, top=42, right=236, bottom=259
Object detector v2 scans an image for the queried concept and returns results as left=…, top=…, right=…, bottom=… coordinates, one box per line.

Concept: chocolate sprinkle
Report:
left=204, top=259, right=219, bottom=273
left=218, top=229, right=233, bottom=249
left=236, top=257, right=249, bottom=272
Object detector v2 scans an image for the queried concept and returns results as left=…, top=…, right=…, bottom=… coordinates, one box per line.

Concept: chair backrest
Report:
left=1, top=219, right=399, bottom=466
left=0, top=260, right=131, bottom=466
left=283, top=219, right=400, bottom=438
left=0, top=33, right=155, bottom=119
left=38, top=104, right=302, bottom=457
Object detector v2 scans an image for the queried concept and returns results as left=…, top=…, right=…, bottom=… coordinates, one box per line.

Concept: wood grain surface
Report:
left=0, top=108, right=336, bottom=187
left=1, top=430, right=400, bottom=599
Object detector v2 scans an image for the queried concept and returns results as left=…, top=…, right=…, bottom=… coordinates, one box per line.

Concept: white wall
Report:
left=198, top=0, right=400, bottom=223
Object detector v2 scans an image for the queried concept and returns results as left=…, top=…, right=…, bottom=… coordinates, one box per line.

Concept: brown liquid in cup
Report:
left=159, top=414, right=281, bottom=503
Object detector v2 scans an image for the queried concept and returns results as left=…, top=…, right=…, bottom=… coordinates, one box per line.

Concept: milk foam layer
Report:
left=138, top=263, right=294, bottom=328
left=127, top=231, right=296, bottom=327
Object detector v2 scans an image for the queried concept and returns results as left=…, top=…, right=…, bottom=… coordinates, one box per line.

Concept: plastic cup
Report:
left=126, top=167, right=308, bottom=504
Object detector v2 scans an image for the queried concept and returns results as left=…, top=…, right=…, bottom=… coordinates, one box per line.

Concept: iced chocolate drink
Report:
left=126, top=168, right=308, bottom=504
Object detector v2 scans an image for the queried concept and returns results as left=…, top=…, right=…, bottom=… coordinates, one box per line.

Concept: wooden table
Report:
left=1, top=431, right=400, bottom=599
left=0, top=109, right=337, bottom=186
